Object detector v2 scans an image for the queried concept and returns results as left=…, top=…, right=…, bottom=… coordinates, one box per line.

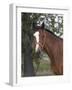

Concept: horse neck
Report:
left=43, top=31, right=58, bottom=58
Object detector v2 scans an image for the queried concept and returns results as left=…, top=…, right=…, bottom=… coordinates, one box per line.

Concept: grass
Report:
left=33, top=59, right=50, bottom=72
left=38, top=62, right=49, bottom=71
left=33, top=52, right=54, bottom=76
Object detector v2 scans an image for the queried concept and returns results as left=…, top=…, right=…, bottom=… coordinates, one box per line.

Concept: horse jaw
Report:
left=33, top=31, right=39, bottom=52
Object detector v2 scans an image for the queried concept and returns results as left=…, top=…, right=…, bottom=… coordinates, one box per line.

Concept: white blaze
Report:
left=33, top=31, right=39, bottom=52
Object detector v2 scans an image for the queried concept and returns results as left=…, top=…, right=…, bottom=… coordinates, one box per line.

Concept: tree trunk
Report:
left=22, top=38, right=35, bottom=77
left=24, top=46, right=35, bottom=76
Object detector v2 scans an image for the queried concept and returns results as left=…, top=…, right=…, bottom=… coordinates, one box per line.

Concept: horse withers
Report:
left=32, top=23, right=63, bottom=75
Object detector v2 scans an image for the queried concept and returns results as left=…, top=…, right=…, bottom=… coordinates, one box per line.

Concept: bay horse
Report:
left=32, top=23, right=63, bottom=75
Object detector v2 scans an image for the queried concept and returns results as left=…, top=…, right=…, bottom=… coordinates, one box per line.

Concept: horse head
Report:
left=32, top=22, right=45, bottom=53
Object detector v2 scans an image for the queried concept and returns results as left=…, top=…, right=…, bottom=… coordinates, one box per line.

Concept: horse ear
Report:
left=41, top=22, right=44, bottom=29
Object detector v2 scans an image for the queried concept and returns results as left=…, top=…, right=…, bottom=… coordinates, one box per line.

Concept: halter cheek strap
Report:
left=36, top=42, right=43, bottom=49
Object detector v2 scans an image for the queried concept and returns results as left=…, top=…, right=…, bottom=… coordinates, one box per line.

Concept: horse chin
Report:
left=35, top=49, right=41, bottom=56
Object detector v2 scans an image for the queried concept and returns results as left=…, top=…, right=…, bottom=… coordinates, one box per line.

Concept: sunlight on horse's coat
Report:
left=33, top=31, right=39, bottom=52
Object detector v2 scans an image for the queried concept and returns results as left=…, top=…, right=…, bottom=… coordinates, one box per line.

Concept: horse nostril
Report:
left=38, top=50, right=41, bottom=55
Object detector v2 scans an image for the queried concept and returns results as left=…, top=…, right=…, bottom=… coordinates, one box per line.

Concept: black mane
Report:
left=45, top=29, right=63, bottom=40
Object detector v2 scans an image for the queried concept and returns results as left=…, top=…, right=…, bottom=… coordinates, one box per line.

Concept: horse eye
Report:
left=33, top=36, right=35, bottom=38
left=33, top=34, right=35, bottom=37
left=32, top=36, right=35, bottom=40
